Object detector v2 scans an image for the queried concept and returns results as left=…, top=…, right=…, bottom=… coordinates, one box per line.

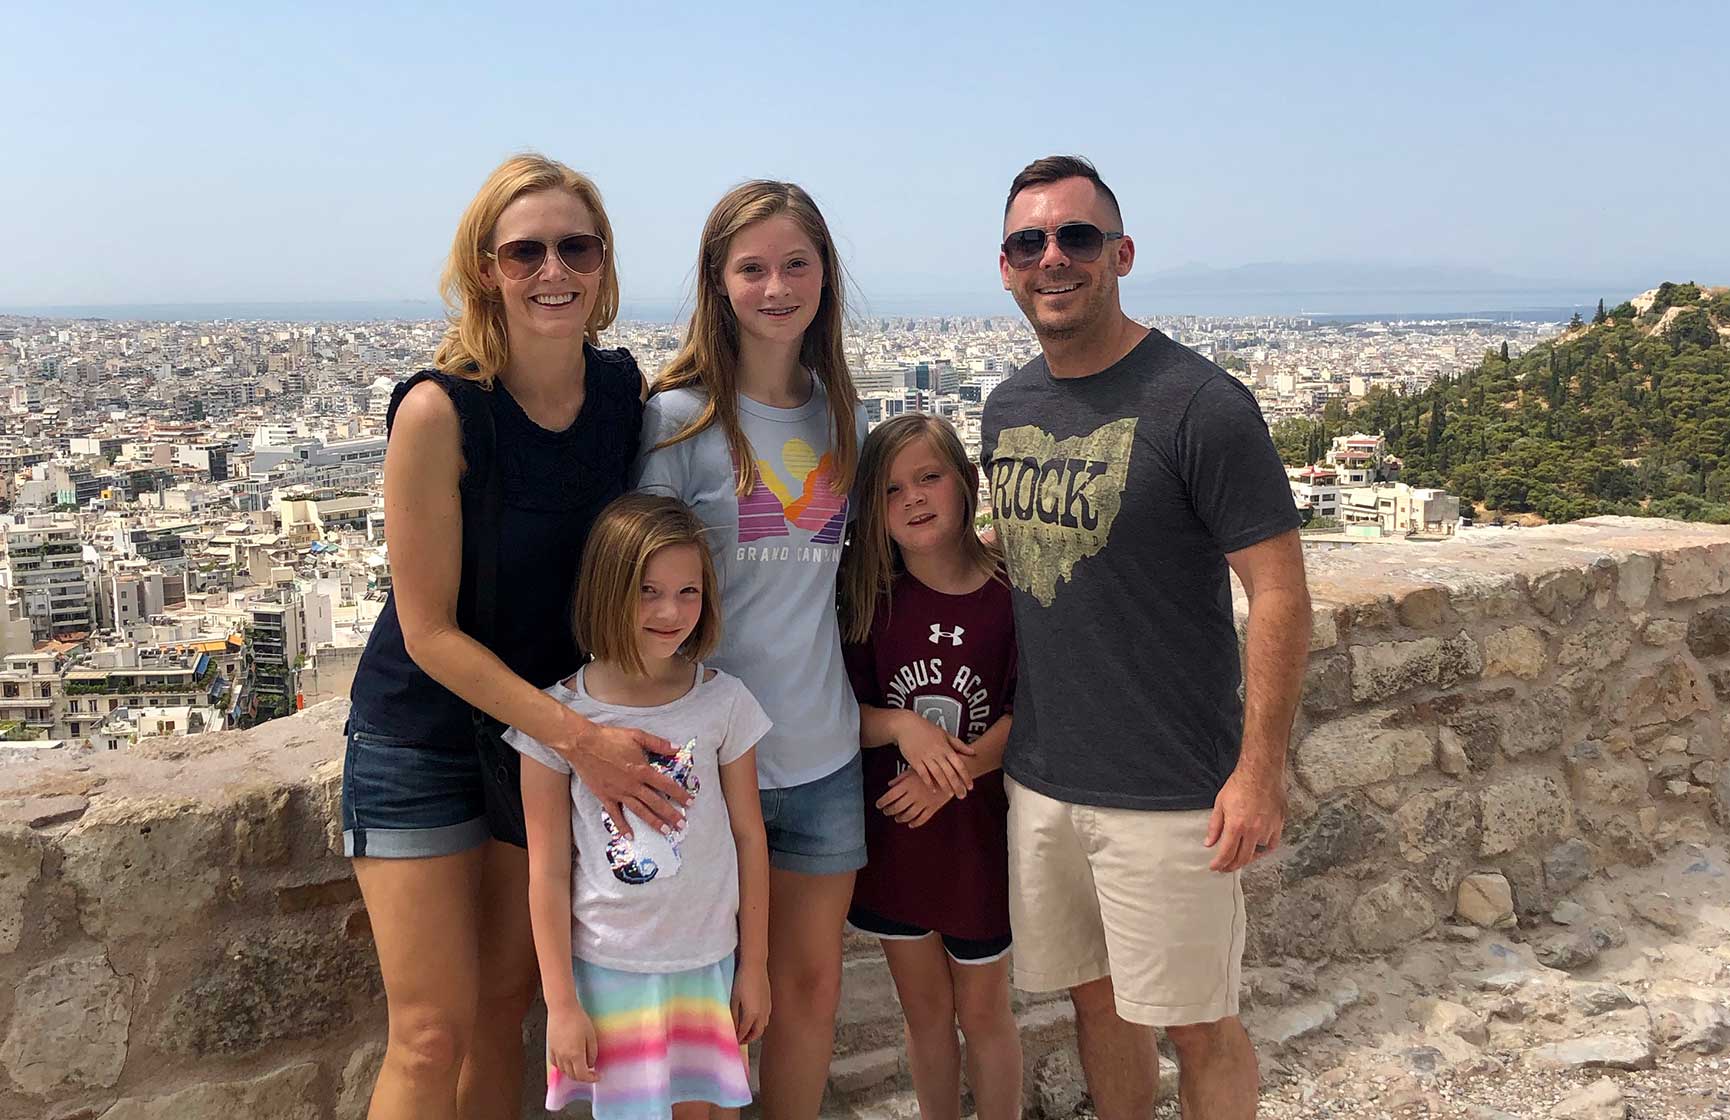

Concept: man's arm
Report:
left=1210, top=527, right=1310, bottom=872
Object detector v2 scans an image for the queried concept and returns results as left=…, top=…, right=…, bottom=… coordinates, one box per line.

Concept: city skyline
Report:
left=4, top=2, right=1725, bottom=310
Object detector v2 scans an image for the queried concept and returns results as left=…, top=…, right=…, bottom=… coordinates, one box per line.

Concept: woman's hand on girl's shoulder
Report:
left=892, top=710, right=975, bottom=800
left=731, top=963, right=771, bottom=1044
left=546, top=1002, right=599, bottom=1083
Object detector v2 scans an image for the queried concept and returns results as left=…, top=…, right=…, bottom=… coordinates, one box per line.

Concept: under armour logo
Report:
left=929, top=624, right=964, bottom=646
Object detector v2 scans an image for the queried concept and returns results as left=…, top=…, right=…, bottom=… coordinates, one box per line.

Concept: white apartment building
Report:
left=0, top=516, right=94, bottom=639
left=1287, top=465, right=1340, bottom=519
left=1338, top=482, right=1461, bottom=537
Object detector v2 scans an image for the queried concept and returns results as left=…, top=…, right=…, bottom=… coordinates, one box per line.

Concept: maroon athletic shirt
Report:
left=844, top=569, right=1016, bottom=940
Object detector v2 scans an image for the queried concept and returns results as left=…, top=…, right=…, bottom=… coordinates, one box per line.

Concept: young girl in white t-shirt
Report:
left=507, top=493, right=773, bottom=1119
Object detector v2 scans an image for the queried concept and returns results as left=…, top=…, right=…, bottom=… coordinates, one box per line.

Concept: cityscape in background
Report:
left=0, top=302, right=1561, bottom=750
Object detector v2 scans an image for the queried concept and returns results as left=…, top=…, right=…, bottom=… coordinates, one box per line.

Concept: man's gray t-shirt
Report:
left=504, top=665, right=772, bottom=972
left=980, top=328, right=1301, bottom=811
left=634, top=379, right=867, bottom=789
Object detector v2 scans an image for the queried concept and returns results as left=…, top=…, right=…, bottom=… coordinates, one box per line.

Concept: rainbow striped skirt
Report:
left=549, top=955, right=752, bottom=1118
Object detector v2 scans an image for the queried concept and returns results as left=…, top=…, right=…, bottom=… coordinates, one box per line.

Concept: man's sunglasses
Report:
left=1001, top=223, right=1124, bottom=270
left=482, top=234, right=607, bottom=280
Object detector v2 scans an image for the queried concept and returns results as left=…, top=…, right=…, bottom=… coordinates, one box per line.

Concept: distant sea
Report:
left=0, top=289, right=1607, bottom=325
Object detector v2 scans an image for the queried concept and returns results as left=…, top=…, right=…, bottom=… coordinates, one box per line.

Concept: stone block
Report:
left=157, top=923, right=381, bottom=1057
left=1438, top=631, right=1483, bottom=688
left=1479, top=774, right=1572, bottom=857
left=1543, top=838, right=1593, bottom=894
left=1455, top=873, right=1515, bottom=928
left=1031, top=1048, right=1085, bottom=1119
left=1525, top=1034, right=1654, bottom=1071
left=1606, top=656, right=1709, bottom=730
left=1397, top=587, right=1448, bottom=630
left=97, top=1062, right=322, bottom=1120
left=1658, top=545, right=1730, bottom=603
left=1350, top=873, right=1436, bottom=953
left=1282, top=795, right=1384, bottom=879
left=1641, top=617, right=1689, bottom=646
left=1351, top=637, right=1443, bottom=703
left=0, top=824, right=43, bottom=955
left=1709, top=668, right=1730, bottom=701
left=1506, top=690, right=1567, bottom=759
left=827, top=1046, right=901, bottom=1099
left=1530, top=568, right=1590, bottom=620
left=1394, top=789, right=1478, bottom=863
left=337, top=1041, right=386, bottom=1120
left=1293, top=711, right=1433, bottom=796
left=1252, top=877, right=1354, bottom=961
left=1301, top=655, right=1351, bottom=716
left=1481, top=626, right=1548, bottom=680
left=1309, top=607, right=1341, bottom=652
left=1686, top=605, right=1730, bottom=659
left=1616, top=553, right=1656, bottom=609
left=1437, top=730, right=1471, bottom=776
left=1409, top=997, right=1489, bottom=1045
left=59, top=796, right=227, bottom=942
left=1565, top=741, right=1652, bottom=804
left=1556, top=620, right=1632, bottom=683
left=1551, top=1077, right=1626, bottom=1120
left=2, top=954, right=132, bottom=1096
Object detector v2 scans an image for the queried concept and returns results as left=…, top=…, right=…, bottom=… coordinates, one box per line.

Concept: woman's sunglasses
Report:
left=1001, top=223, right=1124, bottom=270
left=482, top=234, right=607, bottom=280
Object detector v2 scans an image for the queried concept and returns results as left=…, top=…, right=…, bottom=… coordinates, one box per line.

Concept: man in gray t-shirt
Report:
left=983, top=156, right=1311, bottom=1120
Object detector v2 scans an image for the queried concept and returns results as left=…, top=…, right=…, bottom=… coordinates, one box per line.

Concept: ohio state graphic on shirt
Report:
left=843, top=570, right=1016, bottom=941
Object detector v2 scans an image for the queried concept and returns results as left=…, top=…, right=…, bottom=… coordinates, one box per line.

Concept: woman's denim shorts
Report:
left=340, top=716, right=492, bottom=859
left=758, top=752, right=868, bottom=876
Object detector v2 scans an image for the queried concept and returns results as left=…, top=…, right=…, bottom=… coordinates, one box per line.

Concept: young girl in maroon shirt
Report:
left=840, top=413, right=1021, bottom=1120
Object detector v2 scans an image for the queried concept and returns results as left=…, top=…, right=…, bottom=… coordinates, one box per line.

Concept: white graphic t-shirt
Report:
left=504, top=665, right=772, bottom=972
left=634, top=378, right=867, bottom=788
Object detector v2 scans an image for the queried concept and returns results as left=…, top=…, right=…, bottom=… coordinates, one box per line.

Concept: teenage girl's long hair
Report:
left=650, top=180, right=860, bottom=496
left=840, top=413, right=1003, bottom=644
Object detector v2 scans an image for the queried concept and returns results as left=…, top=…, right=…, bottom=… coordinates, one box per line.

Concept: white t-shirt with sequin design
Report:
left=504, top=664, right=772, bottom=973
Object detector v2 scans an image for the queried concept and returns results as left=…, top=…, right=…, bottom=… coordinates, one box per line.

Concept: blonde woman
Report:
left=634, top=180, right=866, bottom=1118
left=344, top=154, right=687, bottom=1120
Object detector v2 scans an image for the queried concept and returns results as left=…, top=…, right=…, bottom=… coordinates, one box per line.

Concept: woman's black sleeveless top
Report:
left=348, top=344, right=644, bottom=743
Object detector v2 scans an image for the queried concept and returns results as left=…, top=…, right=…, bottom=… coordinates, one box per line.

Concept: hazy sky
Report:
left=4, top=0, right=1723, bottom=310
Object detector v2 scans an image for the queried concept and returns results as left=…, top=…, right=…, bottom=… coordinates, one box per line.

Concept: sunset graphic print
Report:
left=736, top=437, right=848, bottom=544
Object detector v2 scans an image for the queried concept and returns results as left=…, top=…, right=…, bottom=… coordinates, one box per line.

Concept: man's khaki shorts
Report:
left=1006, top=777, right=1245, bottom=1027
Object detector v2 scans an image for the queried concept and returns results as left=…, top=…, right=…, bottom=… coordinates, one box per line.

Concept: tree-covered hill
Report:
left=1271, top=283, right=1730, bottom=523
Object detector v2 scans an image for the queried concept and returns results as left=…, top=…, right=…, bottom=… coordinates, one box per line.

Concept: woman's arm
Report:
left=720, top=747, right=771, bottom=1044
left=521, top=756, right=598, bottom=1082
left=385, top=381, right=687, bottom=831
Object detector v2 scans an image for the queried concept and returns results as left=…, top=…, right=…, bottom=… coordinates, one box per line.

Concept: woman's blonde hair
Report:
left=433, top=153, right=621, bottom=383
left=651, top=180, right=860, bottom=496
left=840, top=413, right=1002, bottom=643
left=573, top=494, right=721, bottom=676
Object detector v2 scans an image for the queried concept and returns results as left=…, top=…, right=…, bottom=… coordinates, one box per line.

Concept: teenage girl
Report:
left=634, top=180, right=867, bottom=1118
left=839, top=413, right=1022, bottom=1120
left=509, top=494, right=772, bottom=1119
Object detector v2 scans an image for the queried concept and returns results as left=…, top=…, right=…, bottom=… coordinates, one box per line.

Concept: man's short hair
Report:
left=1004, top=155, right=1123, bottom=228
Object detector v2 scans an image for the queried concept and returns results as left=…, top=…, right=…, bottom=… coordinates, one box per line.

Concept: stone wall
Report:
left=2, top=517, right=1727, bottom=1119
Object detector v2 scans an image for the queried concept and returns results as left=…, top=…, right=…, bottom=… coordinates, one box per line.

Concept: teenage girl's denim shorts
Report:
left=757, top=752, right=868, bottom=876
left=340, top=716, right=492, bottom=859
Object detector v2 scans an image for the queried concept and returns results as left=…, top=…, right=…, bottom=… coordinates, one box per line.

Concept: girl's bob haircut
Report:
left=840, top=412, right=1001, bottom=644
left=434, top=152, right=621, bottom=383
left=573, top=494, right=721, bottom=676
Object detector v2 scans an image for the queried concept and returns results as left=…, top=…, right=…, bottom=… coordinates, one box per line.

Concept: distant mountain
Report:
left=1125, top=261, right=1568, bottom=296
